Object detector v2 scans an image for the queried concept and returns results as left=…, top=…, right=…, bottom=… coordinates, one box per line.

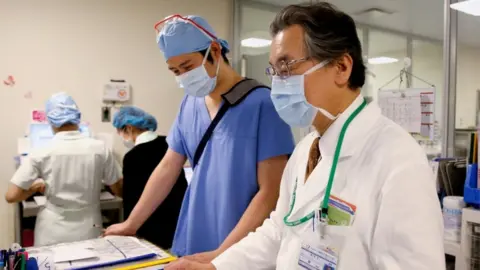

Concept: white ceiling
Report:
left=241, top=5, right=412, bottom=56
left=242, top=0, right=480, bottom=49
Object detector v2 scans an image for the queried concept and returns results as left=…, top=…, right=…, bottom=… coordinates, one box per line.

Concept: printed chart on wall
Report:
left=378, top=88, right=435, bottom=140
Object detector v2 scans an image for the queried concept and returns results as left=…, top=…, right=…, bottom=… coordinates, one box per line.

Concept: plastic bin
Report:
left=464, top=164, right=480, bottom=208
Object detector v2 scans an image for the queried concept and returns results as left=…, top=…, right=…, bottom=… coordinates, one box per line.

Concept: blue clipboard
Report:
left=67, top=253, right=157, bottom=270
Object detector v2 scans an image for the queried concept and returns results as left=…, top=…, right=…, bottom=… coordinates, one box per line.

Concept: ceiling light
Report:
left=241, top=38, right=271, bottom=48
left=450, top=0, right=480, bottom=16
left=368, top=57, right=399, bottom=65
left=354, top=7, right=394, bottom=18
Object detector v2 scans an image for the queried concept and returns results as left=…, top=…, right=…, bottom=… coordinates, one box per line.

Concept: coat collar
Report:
left=288, top=96, right=382, bottom=218
left=135, top=131, right=158, bottom=146
left=317, top=94, right=377, bottom=158
left=53, top=131, right=86, bottom=140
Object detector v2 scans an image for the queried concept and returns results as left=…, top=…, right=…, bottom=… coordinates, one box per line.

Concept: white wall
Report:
left=0, top=0, right=232, bottom=248
left=456, top=46, right=480, bottom=128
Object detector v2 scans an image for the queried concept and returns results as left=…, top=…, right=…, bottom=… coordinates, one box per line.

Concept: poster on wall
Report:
left=32, top=110, right=47, bottom=123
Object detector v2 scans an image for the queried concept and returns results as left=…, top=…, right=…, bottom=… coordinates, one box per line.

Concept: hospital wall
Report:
left=0, top=0, right=233, bottom=248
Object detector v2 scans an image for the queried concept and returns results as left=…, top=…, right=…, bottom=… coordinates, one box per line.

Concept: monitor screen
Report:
left=29, top=123, right=90, bottom=150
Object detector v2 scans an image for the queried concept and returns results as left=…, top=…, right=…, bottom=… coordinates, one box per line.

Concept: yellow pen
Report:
left=114, top=257, right=177, bottom=270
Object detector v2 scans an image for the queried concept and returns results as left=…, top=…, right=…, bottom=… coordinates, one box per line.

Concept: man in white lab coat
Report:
left=166, top=2, right=445, bottom=270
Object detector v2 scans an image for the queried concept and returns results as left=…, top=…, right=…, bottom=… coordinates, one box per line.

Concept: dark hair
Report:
left=198, top=47, right=230, bottom=65
left=270, top=2, right=366, bottom=89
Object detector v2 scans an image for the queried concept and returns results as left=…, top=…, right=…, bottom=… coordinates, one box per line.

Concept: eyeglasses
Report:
left=265, top=58, right=309, bottom=79
left=154, top=14, right=218, bottom=43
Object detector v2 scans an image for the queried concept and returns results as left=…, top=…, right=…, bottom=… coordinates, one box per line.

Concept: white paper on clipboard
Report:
left=378, top=88, right=435, bottom=140
left=378, top=92, right=421, bottom=133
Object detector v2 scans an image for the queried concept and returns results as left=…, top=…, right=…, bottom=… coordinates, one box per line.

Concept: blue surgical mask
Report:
left=175, top=46, right=220, bottom=97
left=270, top=60, right=336, bottom=127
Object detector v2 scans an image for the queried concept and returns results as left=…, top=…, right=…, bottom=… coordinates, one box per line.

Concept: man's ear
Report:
left=334, top=54, right=353, bottom=87
left=210, top=41, right=222, bottom=61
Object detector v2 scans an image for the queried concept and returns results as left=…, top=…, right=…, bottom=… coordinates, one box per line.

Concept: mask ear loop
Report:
left=201, top=44, right=221, bottom=79
left=215, top=54, right=221, bottom=76
left=304, top=60, right=330, bottom=75
left=303, top=60, right=338, bottom=120
left=202, top=45, right=212, bottom=66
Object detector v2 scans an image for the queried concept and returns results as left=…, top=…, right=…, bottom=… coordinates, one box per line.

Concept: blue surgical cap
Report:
left=157, top=15, right=230, bottom=60
left=113, top=106, right=157, bottom=132
left=45, top=92, right=81, bottom=128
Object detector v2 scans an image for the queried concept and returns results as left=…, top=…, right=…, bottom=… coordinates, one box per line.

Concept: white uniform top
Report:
left=11, top=131, right=120, bottom=246
left=212, top=95, right=445, bottom=270
left=12, top=131, right=120, bottom=206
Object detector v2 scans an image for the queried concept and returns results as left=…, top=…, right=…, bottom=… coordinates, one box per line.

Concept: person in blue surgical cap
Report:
left=5, top=92, right=122, bottom=246
left=112, top=106, right=187, bottom=249
left=105, top=15, right=295, bottom=263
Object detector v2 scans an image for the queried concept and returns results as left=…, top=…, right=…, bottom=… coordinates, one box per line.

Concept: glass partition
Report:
left=366, top=30, right=407, bottom=101
left=237, top=2, right=451, bottom=150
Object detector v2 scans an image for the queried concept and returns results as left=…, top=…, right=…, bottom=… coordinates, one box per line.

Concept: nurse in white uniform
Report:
left=166, top=2, right=445, bottom=270
left=5, top=92, right=122, bottom=246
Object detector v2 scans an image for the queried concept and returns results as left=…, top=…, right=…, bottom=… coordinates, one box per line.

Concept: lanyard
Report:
left=283, top=99, right=367, bottom=227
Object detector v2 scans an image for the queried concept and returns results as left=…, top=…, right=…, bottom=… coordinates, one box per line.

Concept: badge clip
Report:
left=318, top=208, right=329, bottom=238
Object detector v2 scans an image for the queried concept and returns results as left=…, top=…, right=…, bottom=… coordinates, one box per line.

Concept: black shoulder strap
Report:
left=192, top=78, right=268, bottom=169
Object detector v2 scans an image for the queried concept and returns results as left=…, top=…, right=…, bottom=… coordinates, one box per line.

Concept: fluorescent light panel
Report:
left=241, top=38, right=271, bottom=48
left=368, top=56, right=399, bottom=65
left=450, top=0, right=480, bottom=16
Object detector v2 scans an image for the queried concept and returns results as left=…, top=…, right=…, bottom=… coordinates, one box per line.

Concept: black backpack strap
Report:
left=192, top=78, right=268, bottom=169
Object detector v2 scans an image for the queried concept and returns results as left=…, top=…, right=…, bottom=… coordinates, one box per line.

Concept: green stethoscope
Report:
left=283, top=98, right=367, bottom=227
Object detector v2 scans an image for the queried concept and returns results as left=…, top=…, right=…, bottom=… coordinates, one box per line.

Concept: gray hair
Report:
left=270, top=2, right=366, bottom=89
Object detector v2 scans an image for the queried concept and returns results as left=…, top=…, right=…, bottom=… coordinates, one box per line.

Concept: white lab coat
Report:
left=212, top=96, right=445, bottom=270
left=11, top=131, right=120, bottom=246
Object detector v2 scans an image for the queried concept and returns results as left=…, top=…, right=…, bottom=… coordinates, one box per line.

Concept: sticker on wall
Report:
left=32, top=110, right=47, bottom=123
left=3, top=75, right=15, bottom=86
left=24, top=91, right=32, bottom=99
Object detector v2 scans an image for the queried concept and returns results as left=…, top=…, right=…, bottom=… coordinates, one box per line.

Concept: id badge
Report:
left=298, top=215, right=339, bottom=270
left=298, top=242, right=338, bottom=270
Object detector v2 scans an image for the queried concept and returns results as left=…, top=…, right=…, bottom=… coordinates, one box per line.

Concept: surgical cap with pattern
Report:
left=157, top=15, right=230, bottom=60
left=45, top=92, right=81, bottom=128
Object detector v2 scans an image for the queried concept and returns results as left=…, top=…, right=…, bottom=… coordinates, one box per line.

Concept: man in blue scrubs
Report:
left=105, top=15, right=295, bottom=263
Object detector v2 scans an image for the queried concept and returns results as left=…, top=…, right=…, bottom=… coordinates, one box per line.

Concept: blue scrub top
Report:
left=167, top=87, right=295, bottom=256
